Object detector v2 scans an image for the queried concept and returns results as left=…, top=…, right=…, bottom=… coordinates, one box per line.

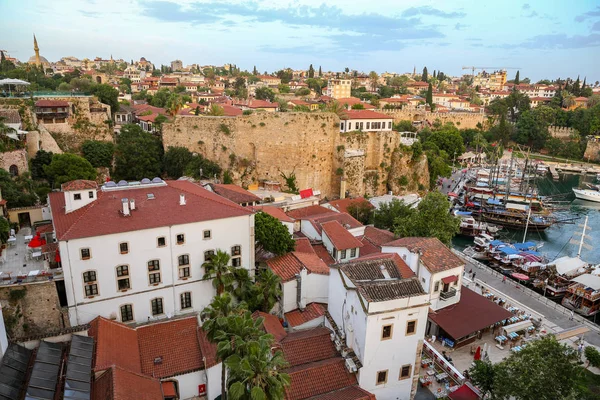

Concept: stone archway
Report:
left=9, top=164, right=18, bottom=176
left=96, top=76, right=102, bottom=84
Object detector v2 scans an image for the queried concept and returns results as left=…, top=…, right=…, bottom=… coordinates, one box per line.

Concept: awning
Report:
left=511, top=273, right=529, bottom=281
left=554, top=326, right=590, bottom=341
left=442, top=275, right=458, bottom=284
left=500, top=247, right=519, bottom=255
left=502, top=320, right=533, bottom=335
left=161, top=381, right=177, bottom=397
left=449, top=383, right=480, bottom=400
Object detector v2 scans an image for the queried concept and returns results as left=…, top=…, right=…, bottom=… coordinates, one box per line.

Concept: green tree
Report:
left=308, top=64, right=314, bottom=78
left=254, top=269, right=283, bottom=313
left=184, top=154, right=222, bottom=179
left=373, top=198, right=413, bottom=232
left=426, top=83, right=433, bottom=109
left=326, top=100, right=347, bottom=118
left=255, top=211, right=295, bottom=255
left=351, top=103, right=365, bottom=110
left=294, top=87, right=311, bottom=97
left=44, top=153, right=97, bottom=187
left=113, top=124, right=163, bottom=181
left=394, top=192, right=460, bottom=245
left=252, top=66, right=258, bottom=75
left=411, top=141, right=423, bottom=161
left=203, top=249, right=234, bottom=295
left=585, top=346, right=600, bottom=369
left=163, top=146, right=193, bottom=178
left=421, top=67, right=428, bottom=82
left=255, top=87, right=276, bottom=101
left=30, top=150, right=54, bottom=180
left=0, top=170, right=37, bottom=207
left=514, top=70, right=520, bottom=85
left=318, top=66, right=322, bottom=77
left=81, top=140, right=114, bottom=168
left=207, top=104, right=225, bottom=116
left=469, top=360, right=497, bottom=399
left=347, top=201, right=374, bottom=225
left=277, top=84, right=290, bottom=94
left=0, top=217, right=10, bottom=244
left=369, top=71, right=379, bottom=91
left=150, top=88, right=171, bottom=108
left=91, top=84, right=119, bottom=112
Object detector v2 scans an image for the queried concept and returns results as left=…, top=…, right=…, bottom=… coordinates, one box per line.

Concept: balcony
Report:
left=440, top=288, right=457, bottom=301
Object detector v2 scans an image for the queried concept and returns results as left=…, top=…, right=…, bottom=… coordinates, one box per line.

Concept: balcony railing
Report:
left=440, top=288, right=457, bottom=301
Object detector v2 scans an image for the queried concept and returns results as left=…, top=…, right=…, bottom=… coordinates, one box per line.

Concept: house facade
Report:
left=340, top=110, right=394, bottom=133
left=325, top=78, right=352, bottom=99
left=48, top=179, right=254, bottom=326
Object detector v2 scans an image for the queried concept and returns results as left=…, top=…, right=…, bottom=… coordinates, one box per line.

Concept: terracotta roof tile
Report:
left=209, top=183, right=261, bottom=204
left=137, top=317, right=203, bottom=378
left=197, top=327, right=219, bottom=368
left=307, top=212, right=363, bottom=236
left=285, top=358, right=358, bottom=400
left=280, top=327, right=335, bottom=367
left=267, top=251, right=329, bottom=282
left=310, top=385, right=375, bottom=400
left=321, top=221, right=363, bottom=250
left=89, top=317, right=141, bottom=373
left=61, top=180, right=98, bottom=192
left=294, top=238, right=315, bottom=254
left=0, top=109, right=21, bottom=124
left=326, top=198, right=374, bottom=214
left=50, top=180, right=252, bottom=241
left=357, top=236, right=380, bottom=256
left=311, top=244, right=335, bottom=266
left=354, top=253, right=415, bottom=278
left=249, top=205, right=294, bottom=223
left=92, top=366, right=163, bottom=400
left=384, top=237, right=464, bottom=273
left=253, top=311, right=287, bottom=342
left=284, top=303, right=327, bottom=328
left=286, top=206, right=335, bottom=220
left=35, top=99, right=69, bottom=107
left=362, top=226, right=395, bottom=246
left=342, top=110, right=392, bottom=120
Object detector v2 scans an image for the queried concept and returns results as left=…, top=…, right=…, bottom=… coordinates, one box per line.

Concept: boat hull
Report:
left=573, top=189, right=600, bottom=203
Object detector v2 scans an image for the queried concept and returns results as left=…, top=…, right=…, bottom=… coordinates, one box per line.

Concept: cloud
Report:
left=466, top=38, right=482, bottom=42
left=401, top=6, right=466, bottom=18
left=522, top=4, right=530, bottom=10
left=141, top=1, right=448, bottom=53
left=511, top=33, right=600, bottom=49
left=79, top=10, right=100, bottom=18
left=455, top=23, right=467, bottom=30
left=593, top=21, right=600, bottom=31
left=575, top=6, right=600, bottom=22
left=524, top=11, right=538, bottom=18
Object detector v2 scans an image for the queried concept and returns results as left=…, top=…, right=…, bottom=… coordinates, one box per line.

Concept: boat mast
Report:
left=522, top=202, right=532, bottom=243
left=578, top=216, right=589, bottom=258
left=504, top=150, right=514, bottom=204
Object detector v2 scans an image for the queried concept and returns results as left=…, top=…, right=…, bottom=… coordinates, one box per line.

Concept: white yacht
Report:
left=573, top=186, right=600, bottom=203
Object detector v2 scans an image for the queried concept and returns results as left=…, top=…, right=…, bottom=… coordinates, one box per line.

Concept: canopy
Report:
left=571, top=274, right=600, bottom=291
left=519, top=252, right=541, bottom=262
left=448, top=192, right=458, bottom=197
left=55, top=249, right=61, bottom=263
left=502, top=320, right=533, bottom=335
left=490, top=240, right=505, bottom=246
left=487, top=198, right=502, bottom=205
left=28, top=234, right=46, bottom=248
left=514, top=242, right=536, bottom=250
left=500, top=247, right=519, bottom=255
left=442, top=275, right=458, bottom=284
left=551, top=256, right=587, bottom=276
left=512, top=272, right=530, bottom=280
left=448, top=384, right=480, bottom=400
left=0, top=78, right=31, bottom=85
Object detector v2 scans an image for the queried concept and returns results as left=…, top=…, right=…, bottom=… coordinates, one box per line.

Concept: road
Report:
left=461, top=255, right=600, bottom=347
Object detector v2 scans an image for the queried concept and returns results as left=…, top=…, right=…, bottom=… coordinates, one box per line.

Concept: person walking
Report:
left=570, top=310, right=575, bottom=320
left=503, top=275, right=507, bottom=284
left=472, top=272, right=476, bottom=281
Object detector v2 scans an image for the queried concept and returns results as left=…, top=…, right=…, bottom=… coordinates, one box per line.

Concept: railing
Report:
left=422, top=341, right=465, bottom=384
left=0, top=269, right=64, bottom=286
left=440, top=288, right=457, bottom=300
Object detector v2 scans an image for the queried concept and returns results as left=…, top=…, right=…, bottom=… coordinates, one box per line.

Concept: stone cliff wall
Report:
left=0, top=149, right=29, bottom=176
left=379, top=109, right=485, bottom=129
left=163, top=113, right=429, bottom=198
left=584, top=141, right=600, bottom=162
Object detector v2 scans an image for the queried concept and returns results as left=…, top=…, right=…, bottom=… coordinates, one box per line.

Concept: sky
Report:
left=1, top=0, right=600, bottom=82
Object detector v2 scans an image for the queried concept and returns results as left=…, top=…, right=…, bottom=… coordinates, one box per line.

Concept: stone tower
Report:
left=33, top=34, right=41, bottom=67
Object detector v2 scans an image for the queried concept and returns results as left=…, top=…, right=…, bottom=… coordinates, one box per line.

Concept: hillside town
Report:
left=0, top=18, right=600, bottom=400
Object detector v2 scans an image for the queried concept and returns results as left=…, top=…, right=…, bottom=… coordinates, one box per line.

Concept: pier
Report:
left=548, top=165, right=559, bottom=180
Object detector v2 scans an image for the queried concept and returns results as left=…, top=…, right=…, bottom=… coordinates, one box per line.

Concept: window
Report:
left=151, top=298, right=164, bottom=315
left=406, top=320, right=417, bottom=336
left=176, top=234, right=185, bottom=245
left=388, top=121, right=392, bottom=129
left=180, top=292, right=192, bottom=309
left=74, top=193, right=82, bottom=200
left=116, top=265, right=130, bottom=290
left=348, top=122, right=352, bottom=130
left=399, top=364, right=412, bottom=380
left=203, top=230, right=211, bottom=239
left=120, top=304, right=134, bottom=322
left=83, top=271, right=98, bottom=297
left=80, top=248, right=91, bottom=260
left=376, top=370, right=388, bottom=385
left=381, top=324, right=393, bottom=340
left=119, top=242, right=129, bottom=254
left=204, top=250, right=215, bottom=262
left=231, top=257, right=241, bottom=267
left=88, top=191, right=94, bottom=199
left=157, top=237, right=166, bottom=247
left=340, top=122, right=345, bottom=130
left=178, top=255, right=190, bottom=279
left=434, top=281, right=440, bottom=292
left=341, top=249, right=347, bottom=259
left=230, top=246, right=241, bottom=267
left=350, top=248, right=356, bottom=257
left=366, top=122, right=370, bottom=129
left=148, top=260, right=161, bottom=284
left=231, top=246, right=241, bottom=256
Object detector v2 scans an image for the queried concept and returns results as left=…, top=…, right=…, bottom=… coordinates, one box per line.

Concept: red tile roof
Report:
left=308, top=212, right=363, bottom=235
left=384, top=237, right=464, bottom=273
left=285, top=358, right=358, bottom=400
left=362, top=226, right=395, bottom=246
left=252, top=311, right=287, bottom=342
left=35, top=99, right=69, bottom=107
left=61, top=179, right=98, bottom=192
left=89, top=317, right=142, bottom=373
left=428, top=287, right=512, bottom=340
left=137, top=317, right=203, bottom=378
left=197, top=327, right=219, bottom=368
left=248, top=99, right=278, bottom=108
left=312, top=244, right=336, bottom=266
left=49, top=180, right=252, bottom=241
left=311, top=386, right=375, bottom=400
left=249, top=205, right=294, bottom=223
left=286, top=205, right=336, bottom=220
left=280, top=327, right=336, bottom=367
left=216, top=103, right=243, bottom=116
left=354, top=252, right=415, bottom=279
left=326, top=198, right=374, bottom=214
left=342, top=110, right=392, bottom=120
left=294, top=237, right=314, bottom=254
left=357, top=236, right=380, bottom=256
left=209, top=183, right=261, bottom=204
left=321, top=221, right=363, bottom=250
left=93, top=366, right=163, bottom=400
left=284, top=303, right=327, bottom=328
left=267, top=251, right=329, bottom=282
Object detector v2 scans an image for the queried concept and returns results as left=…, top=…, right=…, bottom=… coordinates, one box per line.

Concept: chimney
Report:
left=179, top=194, right=186, bottom=206
left=122, top=198, right=130, bottom=216
left=340, top=179, right=346, bottom=199
left=129, top=199, right=136, bottom=211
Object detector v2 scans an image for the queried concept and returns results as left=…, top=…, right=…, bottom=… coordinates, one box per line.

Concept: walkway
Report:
left=456, top=250, right=600, bottom=347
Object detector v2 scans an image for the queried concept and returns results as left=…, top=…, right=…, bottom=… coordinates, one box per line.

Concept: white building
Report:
left=0, top=303, right=7, bottom=361
left=328, top=254, right=430, bottom=400
left=340, top=110, right=394, bottom=133
left=325, top=78, right=352, bottom=99
left=48, top=179, right=254, bottom=326
left=381, top=237, right=465, bottom=311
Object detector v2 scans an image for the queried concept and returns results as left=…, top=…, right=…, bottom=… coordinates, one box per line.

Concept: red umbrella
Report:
left=474, top=346, right=481, bottom=361
left=28, top=235, right=43, bottom=248
left=448, top=192, right=458, bottom=197
left=512, top=273, right=530, bottom=281
left=54, top=250, right=61, bottom=263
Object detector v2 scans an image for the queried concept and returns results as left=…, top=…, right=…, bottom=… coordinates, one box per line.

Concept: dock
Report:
left=548, top=165, right=559, bottom=180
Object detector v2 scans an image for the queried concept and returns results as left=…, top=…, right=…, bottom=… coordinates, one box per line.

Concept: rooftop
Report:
left=325, top=198, right=374, bottom=214
left=49, top=180, right=252, bottom=241
left=384, top=237, right=464, bottom=274
left=267, top=251, right=330, bottom=282
left=35, top=99, right=69, bottom=107
left=286, top=205, right=335, bottom=220
left=208, top=183, right=261, bottom=204
left=321, top=220, right=363, bottom=250
left=61, top=179, right=98, bottom=192
left=342, top=110, right=392, bottom=120
left=284, top=303, right=327, bottom=328
left=249, top=205, right=294, bottom=223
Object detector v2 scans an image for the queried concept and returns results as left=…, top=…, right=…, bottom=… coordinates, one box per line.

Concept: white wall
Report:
left=64, top=189, right=97, bottom=213
left=300, top=220, right=320, bottom=240
left=283, top=221, right=294, bottom=236
left=428, top=267, right=463, bottom=311
left=61, top=214, right=253, bottom=325
left=205, top=363, right=222, bottom=400
left=171, top=370, right=205, bottom=400
left=0, top=303, right=8, bottom=361
left=322, top=232, right=359, bottom=263
left=340, top=118, right=393, bottom=133
left=281, top=271, right=329, bottom=314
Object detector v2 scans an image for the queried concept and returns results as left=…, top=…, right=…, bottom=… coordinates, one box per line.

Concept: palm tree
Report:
left=203, top=249, right=234, bottom=295
left=562, top=92, right=576, bottom=109
left=207, top=104, right=225, bottom=116
left=0, top=116, right=16, bottom=136
left=231, top=267, right=253, bottom=304
left=166, top=93, right=184, bottom=116
left=226, top=339, right=290, bottom=400
left=325, top=100, right=347, bottom=119
left=255, top=269, right=282, bottom=313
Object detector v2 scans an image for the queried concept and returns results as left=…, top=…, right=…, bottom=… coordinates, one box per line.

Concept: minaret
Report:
left=33, top=34, right=41, bottom=67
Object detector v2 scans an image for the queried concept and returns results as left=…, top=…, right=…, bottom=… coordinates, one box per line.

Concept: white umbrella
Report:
left=0, top=78, right=31, bottom=96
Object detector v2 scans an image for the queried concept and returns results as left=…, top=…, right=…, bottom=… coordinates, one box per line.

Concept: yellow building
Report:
left=325, top=78, right=352, bottom=99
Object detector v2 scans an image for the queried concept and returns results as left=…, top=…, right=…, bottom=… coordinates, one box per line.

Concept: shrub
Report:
left=259, top=122, right=266, bottom=127
left=336, top=168, right=344, bottom=175
left=219, top=123, right=231, bottom=135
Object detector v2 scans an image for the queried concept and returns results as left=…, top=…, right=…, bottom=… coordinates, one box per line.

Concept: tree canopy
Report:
left=81, top=140, right=114, bottom=168
left=113, top=124, right=163, bottom=181
left=163, top=146, right=194, bottom=178
left=44, top=153, right=97, bottom=187
left=255, top=211, right=295, bottom=255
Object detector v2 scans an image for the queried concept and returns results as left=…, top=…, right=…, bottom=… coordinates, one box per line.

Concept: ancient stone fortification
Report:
left=584, top=140, right=600, bottom=162
left=380, top=109, right=485, bottom=129
left=0, top=149, right=29, bottom=176
left=0, top=281, right=67, bottom=338
left=548, top=126, right=577, bottom=139
left=163, top=113, right=429, bottom=198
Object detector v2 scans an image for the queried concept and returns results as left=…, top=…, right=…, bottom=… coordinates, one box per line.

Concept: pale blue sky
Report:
left=1, top=0, right=599, bottom=81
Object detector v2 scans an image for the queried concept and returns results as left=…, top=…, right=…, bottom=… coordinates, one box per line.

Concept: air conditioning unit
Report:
left=341, top=348, right=349, bottom=357
left=345, top=358, right=357, bottom=373
left=330, top=333, right=335, bottom=341
left=334, top=339, right=342, bottom=351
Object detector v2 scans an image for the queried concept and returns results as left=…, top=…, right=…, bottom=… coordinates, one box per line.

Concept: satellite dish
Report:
left=141, top=178, right=151, bottom=184
left=105, top=181, right=117, bottom=188
left=117, top=180, right=129, bottom=187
